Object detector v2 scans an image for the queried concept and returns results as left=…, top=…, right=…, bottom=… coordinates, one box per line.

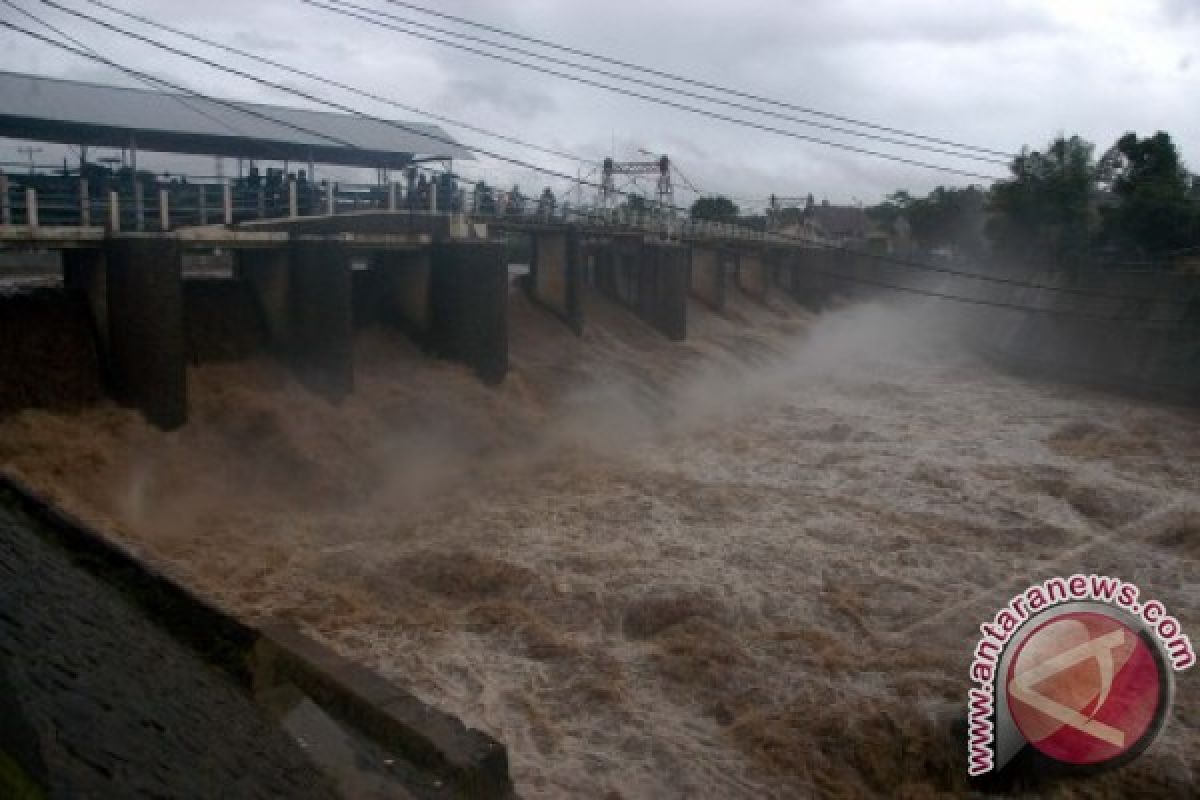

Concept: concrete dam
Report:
left=2, top=209, right=1199, bottom=798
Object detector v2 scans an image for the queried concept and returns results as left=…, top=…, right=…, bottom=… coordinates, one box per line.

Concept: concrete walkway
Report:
left=0, top=500, right=339, bottom=799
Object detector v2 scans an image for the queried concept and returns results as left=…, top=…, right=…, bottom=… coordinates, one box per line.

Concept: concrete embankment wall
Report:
left=977, top=270, right=1200, bottom=403
left=0, top=476, right=515, bottom=798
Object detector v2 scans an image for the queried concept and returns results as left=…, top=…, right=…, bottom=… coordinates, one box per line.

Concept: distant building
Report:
left=805, top=200, right=871, bottom=246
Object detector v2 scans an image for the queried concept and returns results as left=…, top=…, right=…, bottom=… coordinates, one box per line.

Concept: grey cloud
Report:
left=440, top=76, right=557, bottom=118
left=230, top=32, right=297, bottom=53
left=1160, top=0, right=1200, bottom=22
left=1, top=1, right=1197, bottom=206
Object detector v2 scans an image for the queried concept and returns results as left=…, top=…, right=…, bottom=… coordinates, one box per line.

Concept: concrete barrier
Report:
left=361, top=250, right=432, bottom=341
left=787, top=248, right=834, bottom=310
left=736, top=250, right=771, bottom=304
left=235, top=247, right=291, bottom=348
left=689, top=245, right=727, bottom=311
left=288, top=238, right=354, bottom=401
left=62, top=248, right=108, bottom=353
left=104, top=236, right=187, bottom=430
left=184, top=279, right=268, bottom=363
left=430, top=241, right=509, bottom=384
left=640, top=241, right=689, bottom=341
left=588, top=239, right=688, bottom=340
left=528, top=228, right=583, bottom=334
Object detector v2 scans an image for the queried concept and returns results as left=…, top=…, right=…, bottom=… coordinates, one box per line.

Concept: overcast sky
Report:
left=1, top=0, right=1197, bottom=210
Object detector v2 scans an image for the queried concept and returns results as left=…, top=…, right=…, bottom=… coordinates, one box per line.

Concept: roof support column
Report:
left=129, top=134, right=143, bottom=233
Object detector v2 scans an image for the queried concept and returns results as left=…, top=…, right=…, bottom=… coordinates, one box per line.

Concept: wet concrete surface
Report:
left=0, top=499, right=339, bottom=799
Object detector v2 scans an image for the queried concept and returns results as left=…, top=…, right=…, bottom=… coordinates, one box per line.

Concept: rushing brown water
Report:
left=2, top=285, right=1198, bottom=798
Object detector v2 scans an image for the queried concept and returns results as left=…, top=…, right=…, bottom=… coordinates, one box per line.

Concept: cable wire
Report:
left=376, top=0, right=1015, bottom=160
left=308, top=0, right=1008, bottom=166
left=77, top=0, right=597, bottom=168
left=6, top=10, right=1189, bottom=316
left=295, top=0, right=1003, bottom=181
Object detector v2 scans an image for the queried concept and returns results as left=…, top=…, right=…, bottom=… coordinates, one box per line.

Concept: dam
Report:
left=2, top=70, right=1199, bottom=800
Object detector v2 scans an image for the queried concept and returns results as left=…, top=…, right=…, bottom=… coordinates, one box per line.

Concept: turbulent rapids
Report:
left=1, top=283, right=1198, bottom=798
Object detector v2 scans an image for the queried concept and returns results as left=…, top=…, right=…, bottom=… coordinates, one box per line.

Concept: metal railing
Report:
left=0, top=170, right=810, bottom=248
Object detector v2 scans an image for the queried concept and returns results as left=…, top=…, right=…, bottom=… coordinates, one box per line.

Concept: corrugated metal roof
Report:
left=0, top=70, right=472, bottom=168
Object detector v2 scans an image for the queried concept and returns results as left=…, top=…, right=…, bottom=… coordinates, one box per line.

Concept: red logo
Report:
left=1006, top=611, right=1165, bottom=766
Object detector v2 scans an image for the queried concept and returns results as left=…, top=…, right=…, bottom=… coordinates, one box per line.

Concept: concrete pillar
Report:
left=104, top=236, right=187, bottom=430
left=528, top=227, right=583, bottom=334
left=288, top=238, right=354, bottom=400
left=429, top=241, right=508, bottom=384
left=737, top=250, right=770, bottom=303
left=0, top=172, right=9, bottom=225
left=62, top=248, right=108, bottom=355
left=198, top=183, right=208, bottom=225
left=235, top=248, right=291, bottom=347
left=25, top=189, right=37, bottom=229
left=789, top=248, right=831, bottom=310
left=108, top=192, right=120, bottom=232
left=223, top=181, right=233, bottom=225
left=368, top=249, right=432, bottom=340
left=288, top=179, right=298, bottom=218
left=636, top=241, right=688, bottom=341
left=689, top=245, right=727, bottom=312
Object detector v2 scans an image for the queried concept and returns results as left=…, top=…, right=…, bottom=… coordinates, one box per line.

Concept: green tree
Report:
left=690, top=195, right=740, bottom=222
left=1100, top=132, right=1197, bottom=257
left=868, top=187, right=986, bottom=256
left=866, top=190, right=913, bottom=228
left=988, top=135, right=1096, bottom=269
left=908, top=186, right=987, bottom=255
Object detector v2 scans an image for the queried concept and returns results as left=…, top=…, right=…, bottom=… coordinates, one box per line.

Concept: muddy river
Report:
left=1, top=285, right=1197, bottom=798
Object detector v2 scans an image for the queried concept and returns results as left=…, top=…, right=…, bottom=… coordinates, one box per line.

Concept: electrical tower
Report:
left=600, top=155, right=673, bottom=213
left=767, top=193, right=813, bottom=231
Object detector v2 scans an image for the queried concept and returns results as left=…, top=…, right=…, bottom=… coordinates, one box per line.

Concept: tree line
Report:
left=689, top=131, right=1200, bottom=271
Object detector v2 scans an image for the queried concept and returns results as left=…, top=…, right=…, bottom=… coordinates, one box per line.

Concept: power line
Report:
left=296, top=0, right=1003, bottom=181
left=5, top=11, right=1187, bottom=316
left=77, top=0, right=597, bottom=168
left=376, top=0, right=1015, bottom=160
left=308, top=0, right=1008, bottom=167
left=77, top=0, right=770, bottom=210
